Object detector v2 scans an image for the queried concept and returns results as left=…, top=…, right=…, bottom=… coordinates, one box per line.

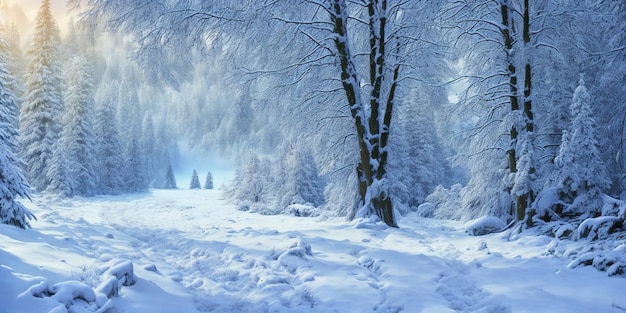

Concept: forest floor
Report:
left=0, top=189, right=624, bottom=313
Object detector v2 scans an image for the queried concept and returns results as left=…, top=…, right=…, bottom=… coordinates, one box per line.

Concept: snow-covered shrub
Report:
left=416, top=202, right=436, bottom=218
left=285, top=203, right=321, bottom=217
left=568, top=245, right=626, bottom=277
left=423, top=184, right=462, bottom=220
left=25, top=280, right=111, bottom=312
left=24, top=258, right=136, bottom=312
left=576, top=216, right=623, bottom=241
left=601, top=194, right=626, bottom=218
left=535, top=222, right=577, bottom=240
left=465, top=216, right=506, bottom=236
left=72, top=264, right=102, bottom=288
left=529, top=187, right=565, bottom=223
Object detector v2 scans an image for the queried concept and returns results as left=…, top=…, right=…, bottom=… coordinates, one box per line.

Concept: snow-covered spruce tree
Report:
left=0, top=49, right=35, bottom=228
left=277, top=145, right=325, bottom=209
left=232, top=153, right=270, bottom=204
left=19, top=0, right=64, bottom=192
left=189, top=170, right=201, bottom=189
left=59, top=56, right=97, bottom=197
left=94, top=81, right=125, bottom=195
left=580, top=1, right=626, bottom=195
left=0, top=38, right=19, bottom=152
left=141, top=115, right=159, bottom=187
left=0, top=148, right=35, bottom=228
left=203, top=171, right=213, bottom=190
left=164, top=163, right=177, bottom=189
left=46, top=142, right=73, bottom=197
left=553, top=78, right=609, bottom=215
left=388, top=88, right=452, bottom=214
left=123, top=135, right=148, bottom=193
left=0, top=23, right=24, bottom=108
left=222, top=83, right=254, bottom=144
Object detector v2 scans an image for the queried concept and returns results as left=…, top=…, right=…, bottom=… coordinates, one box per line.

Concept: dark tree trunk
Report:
left=330, top=0, right=397, bottom=227
left=519, top=0, right=535, bottom=224
left=501, top=0, right=536, bottom=223
left=500, top=1, right=519, bottom=217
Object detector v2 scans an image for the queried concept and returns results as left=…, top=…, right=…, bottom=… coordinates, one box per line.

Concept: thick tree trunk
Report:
left=501, top=0, right=536, bottom=223
left=330, top=0, right=397, bottom=227
left=501, top=1, right=519, bottom=219
left=519, top=0, right=535, bottom=224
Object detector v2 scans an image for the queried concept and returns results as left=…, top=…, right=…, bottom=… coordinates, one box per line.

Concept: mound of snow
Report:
left=465, top=216, right=506, bottom=236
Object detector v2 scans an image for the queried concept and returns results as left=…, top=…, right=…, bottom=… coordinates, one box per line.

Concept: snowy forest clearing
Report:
left=0, top=189, right=624, bottom=313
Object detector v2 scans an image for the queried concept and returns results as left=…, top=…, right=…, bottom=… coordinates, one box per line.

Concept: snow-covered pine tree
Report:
left=233, top=153, right=269, bottom=203
left=0, top=23, right=24, bottom=110
left=164, top=163, right=177, bottom=189
left=60, top=55, right=97, bottom=197
left=0, top=36, right=19, bottom=151
left=19, top=0, right=64, bottom=191
left=0, top=48, right=35, bottom=228
left=189, top=169, right=201, bottom=189
left=46, top=143, right=74, bottom=197
left=115, top=72, right=149, bottom=194
left=0, top=147, right=35, bottom=228
left=141, top=115, right=158, bottom=187
left=554, top=77, right=609, bottom=215
left=387, top=89, right=451, bottom=214
left=203, top=171, right=213, bottom=190
left=279, top=146, right=325, bottom=208
left=94, top=81, right=125, bottom=195
left=123, top=135, right=148, bottom=193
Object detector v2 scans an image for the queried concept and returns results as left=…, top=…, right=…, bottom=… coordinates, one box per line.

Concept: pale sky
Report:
left=1, top=0, right=75, bottom=46
left=2, top=0, right=68, bottom=20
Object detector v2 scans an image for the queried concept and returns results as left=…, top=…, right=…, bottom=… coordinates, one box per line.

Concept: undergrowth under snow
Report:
left=0, top=189, right=624, bottom=313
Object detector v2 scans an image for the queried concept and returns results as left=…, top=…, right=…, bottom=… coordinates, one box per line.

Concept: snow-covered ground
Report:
left=1, top=189, right=624, bottom=313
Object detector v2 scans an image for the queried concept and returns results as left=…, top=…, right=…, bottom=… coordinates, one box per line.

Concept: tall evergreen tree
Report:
left=555, top=77, right=609, bottom=214
left=233, top=153, right=269, bottom=203
left=141, top=115, right=158, bottom=186
left=388, top=89, right=451, bottom=214
left=164, top=162, right=177, bottom=189
left=281, top=148, right=325, bottom=208
left=46, top=143, right=73, bottom=197
left=0, top=44, right=34, bottom=228
left=94, top=81, right=125, bottom=195
left=189, top=169, right=201, bottom=189
left=123, top=135, right=148, bottom=192
left=19, top=0, right=64, bottom=191
left=0, top=23, right=24, bottom=108
left=203, top=171, right=213, bottom=190
left=60, top=55, right=97, bottom=196
left=0, top=36, right=19, bottom=151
